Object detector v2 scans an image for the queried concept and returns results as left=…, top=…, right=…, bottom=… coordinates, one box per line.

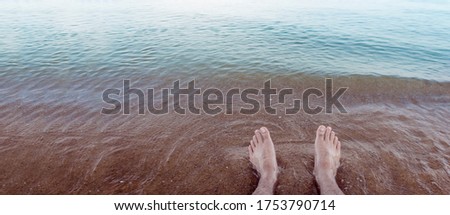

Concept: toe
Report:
left=330, top=131, right=335, bottom=144
left=333, top=136, right=338, bottom=147
left=250, top=139, right=256, bottom=148
left=316, top=125, right=326, bottom=140
left=337, top=141, right=341, bottom=153
left=259, top=127, right=270, bottom=141
left=325, top=126, right=332, bottom=141
left=248, top=145, right=253, bottom=155
left=255, top=130, right=263, bottom=143
left=252, top=136, right=258, bottom=146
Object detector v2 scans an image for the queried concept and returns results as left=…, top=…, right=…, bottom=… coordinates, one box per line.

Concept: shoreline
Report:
left=0, top=73, right=449, bottom=194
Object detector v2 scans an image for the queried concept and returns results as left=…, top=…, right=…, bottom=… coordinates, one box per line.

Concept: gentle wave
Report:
left=0, top=71, right=449, bottom=194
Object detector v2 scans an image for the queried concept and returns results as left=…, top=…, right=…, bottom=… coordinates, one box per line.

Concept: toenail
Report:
left=261, top=127, right=267, bottom=133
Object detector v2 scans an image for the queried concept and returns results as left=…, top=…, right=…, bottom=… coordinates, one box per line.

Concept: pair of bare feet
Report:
left=248, top=125, right=344, bottom=195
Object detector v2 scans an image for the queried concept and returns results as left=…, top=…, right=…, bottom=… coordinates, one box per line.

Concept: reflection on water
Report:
left=1, top=0, right=449, bottom=80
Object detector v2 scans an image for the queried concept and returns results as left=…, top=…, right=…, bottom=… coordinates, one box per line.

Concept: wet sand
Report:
left=0, top=73, right=449, bottom=194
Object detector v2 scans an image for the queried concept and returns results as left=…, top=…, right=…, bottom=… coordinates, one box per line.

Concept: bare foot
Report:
left=248, top=127, right=278, bottom=195
left=313, top=125, right=344, bottom=195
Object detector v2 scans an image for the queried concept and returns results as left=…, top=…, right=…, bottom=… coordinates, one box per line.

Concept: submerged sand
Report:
left=0, top=73, right=449, bottom=194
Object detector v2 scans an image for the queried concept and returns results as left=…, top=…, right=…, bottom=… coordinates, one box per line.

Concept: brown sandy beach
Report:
left=0, top=73, right=449, bottom=194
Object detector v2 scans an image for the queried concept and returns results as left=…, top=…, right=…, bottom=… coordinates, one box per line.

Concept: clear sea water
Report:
left=0, top=0, right=449, bottom=81
left=1, top=0, right=450, bottom=195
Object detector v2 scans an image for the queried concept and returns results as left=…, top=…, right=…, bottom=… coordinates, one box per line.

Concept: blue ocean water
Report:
left=0, top=0, right=449, bottom=81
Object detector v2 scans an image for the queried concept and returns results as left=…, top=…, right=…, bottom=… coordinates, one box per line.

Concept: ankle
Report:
left=315, top=171, right=335, bottom=185
left=262, top=173, right=277, bottom=181
left=258, top=173, right=277, bottom=188
left=315, top=176, right=343, bottom=195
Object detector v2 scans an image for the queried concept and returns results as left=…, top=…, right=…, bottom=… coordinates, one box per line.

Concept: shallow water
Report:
left=0, top=0, right=449, bottom=194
